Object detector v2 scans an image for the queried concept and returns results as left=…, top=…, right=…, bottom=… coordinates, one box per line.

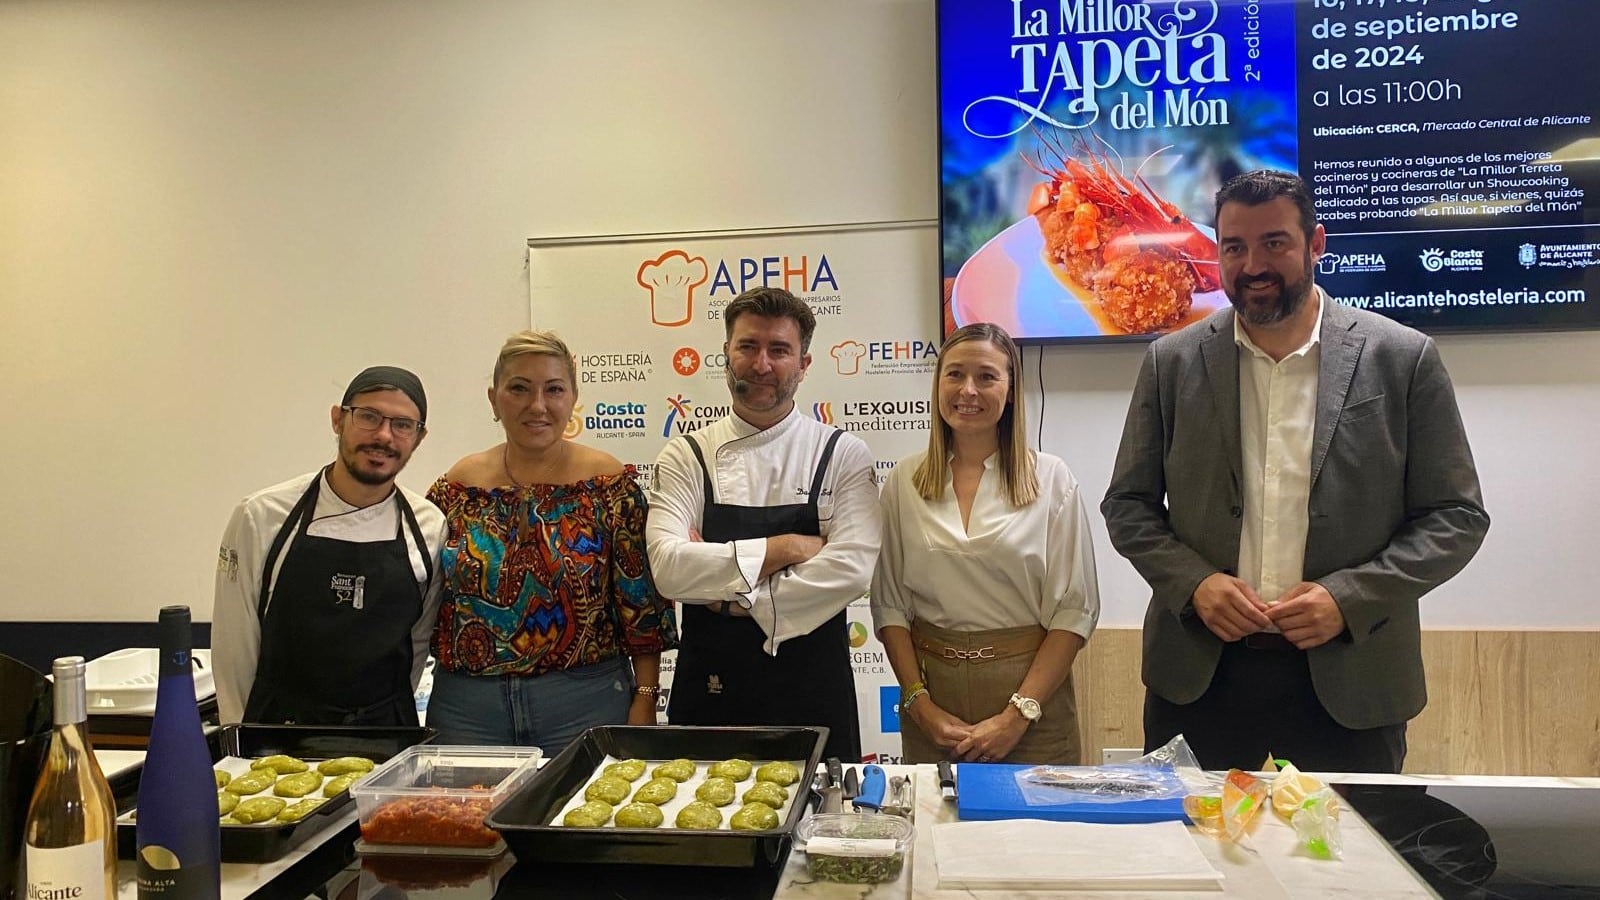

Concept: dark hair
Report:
left=1214, top=170, right=1317, bottom=239
left=722, top=287, right=817, bottom=353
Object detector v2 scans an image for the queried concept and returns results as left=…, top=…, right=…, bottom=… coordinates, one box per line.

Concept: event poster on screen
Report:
left=939, top=0, right=1600, bottom=342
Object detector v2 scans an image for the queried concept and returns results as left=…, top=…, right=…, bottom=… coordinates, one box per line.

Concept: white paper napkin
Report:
left=933, top=819, right=1225, bottom=891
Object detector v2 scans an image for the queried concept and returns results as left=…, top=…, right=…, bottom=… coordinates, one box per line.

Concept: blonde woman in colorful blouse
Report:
left=425, top=331, right=678, bottom=754
left=872, top=323, right=1101, bottom=765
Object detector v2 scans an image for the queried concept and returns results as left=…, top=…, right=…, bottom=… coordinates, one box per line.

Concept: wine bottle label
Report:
left=24, top=842, right=110, bottom=900
left=136, top=848, right=220, bottom=899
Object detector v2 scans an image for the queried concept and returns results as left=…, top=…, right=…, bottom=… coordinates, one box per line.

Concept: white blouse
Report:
left=870, top=450, right=1100, bottom=638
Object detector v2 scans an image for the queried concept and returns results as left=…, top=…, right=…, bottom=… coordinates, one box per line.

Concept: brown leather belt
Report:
left=911, top=621, right=1045, bottom=665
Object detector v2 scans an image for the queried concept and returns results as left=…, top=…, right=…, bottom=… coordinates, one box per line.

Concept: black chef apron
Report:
left=667, top=430, right=861, bottom=761
left=243, top=468, right=428, bottom=726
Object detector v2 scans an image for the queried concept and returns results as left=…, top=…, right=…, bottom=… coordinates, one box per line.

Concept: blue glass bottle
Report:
left=135, top=606, right=220, bottom=899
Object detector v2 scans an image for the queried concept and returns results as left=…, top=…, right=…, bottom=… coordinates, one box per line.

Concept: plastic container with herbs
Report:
left=795, top=813, right=913, bottom=884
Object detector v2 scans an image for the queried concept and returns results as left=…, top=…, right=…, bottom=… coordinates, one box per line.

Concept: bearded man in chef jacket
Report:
left=213, top=366, right=447, bottom=726
left=646, top=287, right=881, bottom=762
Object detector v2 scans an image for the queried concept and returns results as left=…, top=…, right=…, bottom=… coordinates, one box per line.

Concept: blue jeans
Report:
left=426, top=656, right=633, bottom=757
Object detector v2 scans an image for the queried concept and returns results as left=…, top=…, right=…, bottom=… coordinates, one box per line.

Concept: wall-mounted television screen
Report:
left=939, top=0, right=1600, bottom=343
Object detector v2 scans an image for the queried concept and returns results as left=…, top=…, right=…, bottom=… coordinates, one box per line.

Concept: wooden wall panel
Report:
left=1071, top=629, right=1600, bottom=776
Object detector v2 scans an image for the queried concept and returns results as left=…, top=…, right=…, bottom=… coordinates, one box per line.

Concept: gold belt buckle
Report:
left=940, top=646, right=996, bottom=661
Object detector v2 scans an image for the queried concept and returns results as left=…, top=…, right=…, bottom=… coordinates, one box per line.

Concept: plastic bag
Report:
left=1013, top=734, right=1205, bottom=806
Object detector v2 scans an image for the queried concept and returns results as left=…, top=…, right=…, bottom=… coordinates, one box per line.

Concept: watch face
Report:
left=1012, top=694, right=1042, bottom=720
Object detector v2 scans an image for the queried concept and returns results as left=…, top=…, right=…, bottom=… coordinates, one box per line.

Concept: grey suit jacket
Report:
left=1101, top=294, right=1489, bottom=729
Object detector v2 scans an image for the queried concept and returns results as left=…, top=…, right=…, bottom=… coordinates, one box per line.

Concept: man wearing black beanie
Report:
left=212, top=366, right=447, bottom=726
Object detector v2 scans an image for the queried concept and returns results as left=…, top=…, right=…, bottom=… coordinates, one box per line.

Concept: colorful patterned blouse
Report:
left=427, top=469, right=678, bottom=676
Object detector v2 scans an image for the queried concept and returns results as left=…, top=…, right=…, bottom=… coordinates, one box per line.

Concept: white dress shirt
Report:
left=1235, top=290, right=1324, bottom=613
left=870, top=450, right=1100, bottom=638
left=645, top=408, right=881, bottom=655
left=211, top=470, right=447, bottom=723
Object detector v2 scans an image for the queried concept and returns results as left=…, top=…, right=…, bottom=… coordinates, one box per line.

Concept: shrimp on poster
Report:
left=1026, top=134, right=1221, bottom=334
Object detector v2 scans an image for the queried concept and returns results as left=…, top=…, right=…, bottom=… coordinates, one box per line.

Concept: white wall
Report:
left=1, top=0, right=1594, bottom=629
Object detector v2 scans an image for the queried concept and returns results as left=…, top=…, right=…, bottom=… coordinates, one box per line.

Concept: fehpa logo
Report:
left=565, top=405, right=584, bottom=439
left=830, top=340, right=867, bottom=375
left=662, top=394, right=694, bottom=438
left=811, top=402, right=835, bottom=425
left=672, top=347, right=701, bottom=376
left=848, top=621, right=870, bottom=649
left=638, top=250, right=709, bottom=327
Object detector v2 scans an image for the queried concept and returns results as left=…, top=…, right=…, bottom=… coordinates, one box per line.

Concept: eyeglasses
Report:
left=342, top=406, right=424, bottom=439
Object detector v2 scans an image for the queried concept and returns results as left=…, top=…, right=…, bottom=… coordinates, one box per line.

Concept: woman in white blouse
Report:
left=871, top=323, right=1101, bottom=764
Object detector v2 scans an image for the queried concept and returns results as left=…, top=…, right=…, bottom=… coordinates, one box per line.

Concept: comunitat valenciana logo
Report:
left=638, top=250, right=709, bottom=327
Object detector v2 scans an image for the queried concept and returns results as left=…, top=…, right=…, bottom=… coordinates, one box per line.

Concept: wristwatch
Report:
left=1009, top=693, right=1042, bottom=722
left=635, top=685, right=661, bottom=698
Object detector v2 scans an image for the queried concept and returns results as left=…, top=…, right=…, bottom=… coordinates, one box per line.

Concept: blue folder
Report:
left=955, top=763, right=1189, bottom=824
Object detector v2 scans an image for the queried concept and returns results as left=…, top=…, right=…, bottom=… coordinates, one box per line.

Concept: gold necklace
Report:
left=503, top=442, right=566, bottom=489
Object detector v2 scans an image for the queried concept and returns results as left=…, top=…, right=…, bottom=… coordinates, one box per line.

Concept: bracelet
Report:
left=635, top=685, right=661, bottom=698
left=902, top=687, right=929, bottom=710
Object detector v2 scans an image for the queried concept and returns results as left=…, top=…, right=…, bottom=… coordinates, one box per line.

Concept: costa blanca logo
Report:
left=831, top=340, right=867, bottom=375
left=638, top=250, right=709, bottom=327
left=812, top=402, right=836, bottom=425
left=582, top=402, right=649, bottom=438
left=565, top=405, right=584, bottom=439
left=672, top=347, right=701, bottom=376
left=1420, top=247, right=1485, bottom=273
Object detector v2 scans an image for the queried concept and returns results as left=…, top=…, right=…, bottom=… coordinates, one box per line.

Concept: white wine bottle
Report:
left=22, top=655, right=117, bottom=900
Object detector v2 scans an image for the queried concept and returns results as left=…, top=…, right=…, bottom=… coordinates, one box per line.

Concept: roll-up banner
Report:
left=529, top=221, right=940, bottom=762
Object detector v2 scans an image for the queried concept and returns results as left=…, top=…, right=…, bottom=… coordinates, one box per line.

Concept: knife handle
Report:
left=825, top=756, right=842, bottom=789
left=856, top=764, right=888, bottom=810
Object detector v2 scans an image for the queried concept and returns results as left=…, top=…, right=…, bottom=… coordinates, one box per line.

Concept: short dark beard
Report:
left=340, top=442, right=400, bottom=486
left=1228, top=251, right=1315, bottom=327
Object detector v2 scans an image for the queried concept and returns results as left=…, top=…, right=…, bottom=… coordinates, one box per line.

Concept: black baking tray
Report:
left=488, top=725, right=828, bottom=868
left=114, top=723, right=434, bottom=864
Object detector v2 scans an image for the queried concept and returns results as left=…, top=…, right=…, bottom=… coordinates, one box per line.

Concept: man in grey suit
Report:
left=1102, top=170, right=1489, bottom=773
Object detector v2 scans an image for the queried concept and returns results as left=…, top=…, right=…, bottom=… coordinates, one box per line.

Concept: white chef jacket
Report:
left=211, top=470, right=447, bottom=723
left=645, top=408, right=881, bottom=655
left=871, top=451, right=1100, bottom=638
left=1235, top=289, right=1323, bottom=617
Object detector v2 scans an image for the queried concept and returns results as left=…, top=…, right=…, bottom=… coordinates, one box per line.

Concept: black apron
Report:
left=243, top=469, right=428, bottom=726
left=667, top=430, right=861, bottom=762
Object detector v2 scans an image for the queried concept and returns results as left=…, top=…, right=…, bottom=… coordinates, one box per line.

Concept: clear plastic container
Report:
left=352, top=745, right=541, bottom=849
left=795, top=813, right=914, bottom=884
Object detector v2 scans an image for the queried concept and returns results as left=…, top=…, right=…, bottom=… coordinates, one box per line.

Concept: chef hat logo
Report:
left=637, top=250, right=709, bottom=327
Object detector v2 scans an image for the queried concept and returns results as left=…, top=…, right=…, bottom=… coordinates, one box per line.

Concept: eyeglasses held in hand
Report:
left=342, top=406, right=424, bottom=438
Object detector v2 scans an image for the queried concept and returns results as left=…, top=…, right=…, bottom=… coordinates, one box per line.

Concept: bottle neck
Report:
left=53, top=668, right=87, bottom=726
